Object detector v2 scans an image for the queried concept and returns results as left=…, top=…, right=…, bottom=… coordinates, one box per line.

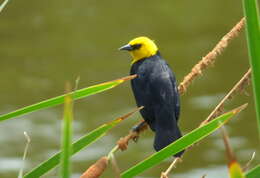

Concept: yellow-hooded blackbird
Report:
left=119, top=36, right=184, bottom=157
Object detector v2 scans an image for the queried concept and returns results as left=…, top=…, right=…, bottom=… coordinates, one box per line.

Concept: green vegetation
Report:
left=60, top=88, right=73, bottom=178
left=242, top=0, right=260, bottom=135
left=0, top=75, right=135, bottom=122
left=0, top=1, right=259, bottom=177
left=246, top=164, right=260, bottom=178
left=121, top=105, right=245, bottom=177
left=24, top=106, right=140, bottom=178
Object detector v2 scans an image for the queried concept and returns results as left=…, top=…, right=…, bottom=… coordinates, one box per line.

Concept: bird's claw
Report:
left=131, top=125, right=140, bottom=133
left=132, top=135, right=139, bottom=142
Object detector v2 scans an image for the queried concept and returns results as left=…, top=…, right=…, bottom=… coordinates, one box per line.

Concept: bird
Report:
left=119, top=36, right=184, bottom=157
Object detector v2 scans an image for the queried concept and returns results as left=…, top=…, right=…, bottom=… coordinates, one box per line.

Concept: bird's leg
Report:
left=131, top=120, right=147, bottom=132
left=131, top=120, right=148, bottom=142
left=117, top=120, right=148, bottom=151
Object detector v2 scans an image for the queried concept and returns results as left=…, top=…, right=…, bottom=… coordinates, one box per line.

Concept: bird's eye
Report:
left=131, top=44, right=142, bottom=50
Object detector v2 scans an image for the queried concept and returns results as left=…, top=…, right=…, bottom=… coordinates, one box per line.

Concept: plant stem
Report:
left=242, top=0, right=260, bottom=136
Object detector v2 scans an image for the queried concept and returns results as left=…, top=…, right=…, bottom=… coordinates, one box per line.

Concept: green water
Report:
left=0, top=0, right=259, bottom=177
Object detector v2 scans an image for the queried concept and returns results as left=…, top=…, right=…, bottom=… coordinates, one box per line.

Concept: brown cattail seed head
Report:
left=80, top=157, right=108, bottom=178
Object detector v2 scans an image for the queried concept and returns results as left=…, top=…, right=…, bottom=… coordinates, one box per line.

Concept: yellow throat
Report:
left=121, top=37, right=159, bottom=64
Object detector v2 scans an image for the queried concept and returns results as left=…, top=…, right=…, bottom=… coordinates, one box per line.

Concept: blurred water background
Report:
left=0, top=0, right=259, bottom=177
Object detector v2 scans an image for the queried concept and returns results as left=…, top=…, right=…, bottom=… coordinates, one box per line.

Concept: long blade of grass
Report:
left=245, top=164, right=260, bottom=178
left=121, top=104, right=247, bottom=178
left=242, top=0, right=260, bottom=135
left=60, top=85, right=73, bottom=178
left=0, top=0, right=10, bottom=13
left=23, top=106, right=142, bottom=178
left=0, top=75, right=136, bottom=122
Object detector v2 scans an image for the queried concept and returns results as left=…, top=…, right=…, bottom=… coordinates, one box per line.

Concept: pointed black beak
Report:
left=118, top=44, right=133, bottom=51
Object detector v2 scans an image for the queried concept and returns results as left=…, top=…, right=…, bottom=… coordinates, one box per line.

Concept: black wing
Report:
left=148, top=59, right=180, bottom=121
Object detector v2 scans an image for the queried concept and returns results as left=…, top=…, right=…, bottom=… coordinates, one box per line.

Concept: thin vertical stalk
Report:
left=60, top=84, right=73, bottom=178
left=242, top=0, right=260, bottom=135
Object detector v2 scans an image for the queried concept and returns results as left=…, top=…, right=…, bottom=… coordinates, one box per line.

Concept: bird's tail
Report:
left=153, top=125, right=184, bottom=157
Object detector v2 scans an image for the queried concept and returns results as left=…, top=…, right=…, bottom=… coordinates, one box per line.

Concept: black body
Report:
left=130, top=52, right=184, bottom=157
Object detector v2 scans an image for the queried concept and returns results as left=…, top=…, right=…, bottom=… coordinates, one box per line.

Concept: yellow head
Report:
left=119, top=37, right=159, bottom=64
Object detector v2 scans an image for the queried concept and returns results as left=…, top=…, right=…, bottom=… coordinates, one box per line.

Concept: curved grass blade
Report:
left=245, top=164, right=260, bottom=178
left=121, top=104, right=247, bottom=178
left=0, top=75, right=136, bottom=122
left=242, top=0, right=260, bottom=135
left=23, top=106, right=142, bottom=178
